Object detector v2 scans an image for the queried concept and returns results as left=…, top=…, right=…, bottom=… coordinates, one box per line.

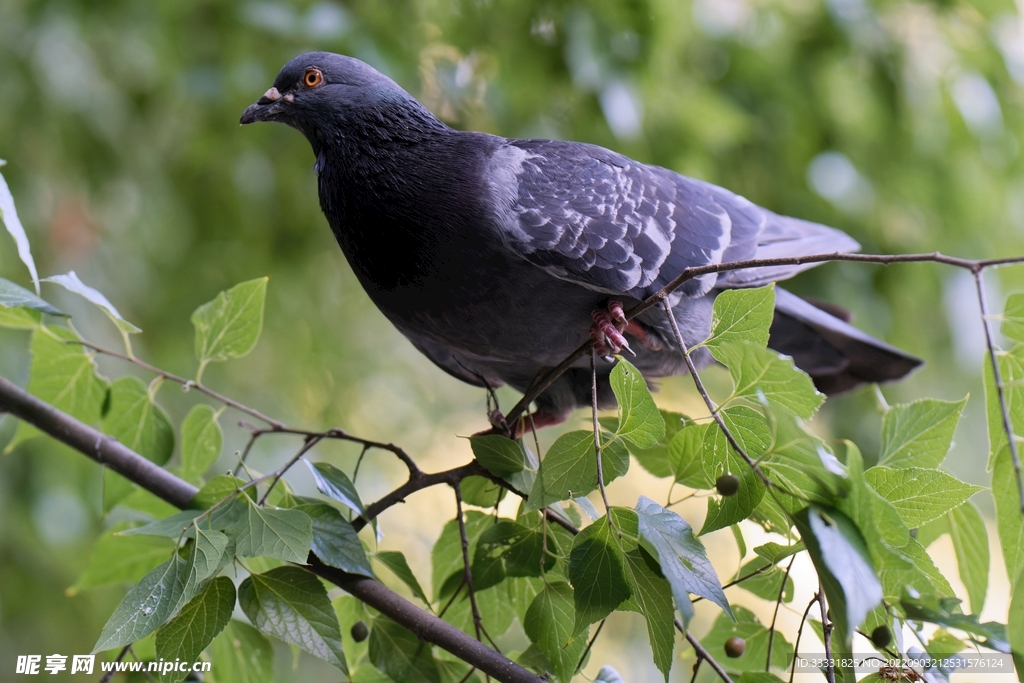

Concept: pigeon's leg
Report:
left=623, top=320, right=664, bottom=351
left=590, top=305, right=632, bottom=356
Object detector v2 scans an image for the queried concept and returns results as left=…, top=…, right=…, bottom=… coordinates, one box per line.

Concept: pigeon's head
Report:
left=241, top=52, right=437, bottom=144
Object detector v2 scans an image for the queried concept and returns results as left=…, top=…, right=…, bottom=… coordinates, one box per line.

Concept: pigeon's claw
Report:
left=590, top=308, right=633, bottom=355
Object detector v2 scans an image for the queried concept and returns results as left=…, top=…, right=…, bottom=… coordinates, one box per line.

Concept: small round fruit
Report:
left=870, top=625, right=892, bottom=649
left=351, top=620, right=369, bottom=642
left=716, top=473, right=740, bottom=497
left=724, top=636, right=746, bottom=658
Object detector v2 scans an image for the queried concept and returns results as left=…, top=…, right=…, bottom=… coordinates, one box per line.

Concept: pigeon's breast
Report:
left=315, top=136, right=610, bottom=366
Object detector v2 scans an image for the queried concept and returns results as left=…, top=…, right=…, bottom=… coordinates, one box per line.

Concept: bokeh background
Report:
left=1, top=0, right=1022, bottom=680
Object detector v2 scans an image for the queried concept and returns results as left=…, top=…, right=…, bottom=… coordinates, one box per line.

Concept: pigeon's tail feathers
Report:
left=769, top=288, right=922, bottom=394
left=719, top=213, right=860, bottom=288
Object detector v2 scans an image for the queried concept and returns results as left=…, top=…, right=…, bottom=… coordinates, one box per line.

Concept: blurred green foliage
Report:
left=2, top=0, right=1024, bottom=679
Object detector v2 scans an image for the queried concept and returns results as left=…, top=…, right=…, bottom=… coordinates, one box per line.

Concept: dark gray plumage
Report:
left=241, top=52, right=920, bottom=426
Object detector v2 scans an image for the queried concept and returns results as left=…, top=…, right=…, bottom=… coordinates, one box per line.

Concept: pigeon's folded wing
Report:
left=489, top=139, right=858, bottom=299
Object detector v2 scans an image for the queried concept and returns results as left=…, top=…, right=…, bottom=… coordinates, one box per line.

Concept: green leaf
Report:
left=92, top=554, right=189, bottom=652
left=459, top=475, right=506, bottom=508
left=668, top=423, right=712, bottom=488
left=984, top=351, right=1024, bottom=592
left=191, top=277, right=268, bottom=370
left=1001, top=293, right=1024, bottom=343
left=238, top=566, right=347, bottom=672
left=473, top=520, right=551, bottom=591
left=523, top=582, right=588, bottom=683
left=626, top=410, right=690, bottom=478
left=102, top=377, right=174, bottom=464
left=701, top=605, right=792, bottom=673
left=865, top=466, right=981, bottom=528
left=69, top=523, right=176, bottom=594
left=941, top=502, right=989, bottom=615
left=431, top=511, right=493, bottom=600
left=307, top=461, right=367, bottom=518
left=192, top=475, right=251, bottom=509
left=621, top=549, right=676, bottom=680
left=184, top=526, right=232, bottom=598
left=900, top=592, right=1009, bottom=652
left=44, top=271, right=140, bottom=333
left=762, top=412, right=845, bottom=510
left=369, top=616, right=440, bottom=683
left=180, top=405, right=223, bottom=483
left=0, top=165, right=40, bottom=293
left=1009, top=577, right=1024, bottom=679
left=333, top=596, right=371, bottom=669
left=735, top=556, right=794, bottom=603
left=441, top=584, right=516, bottom=640
left=118, top=510, right=204, bottom=538
left=100, top=376, right=174, bottom=509
left=0, top=277, right=64, bottom=316
left=0, top=304, right=42, bottom=329
left=794, top=505, right=882, bottom=677
left=526, top=430, right=628, bottom=510
left=704, top=284, right=776, bottom=357
left=568, top=511, right=634, bottom=633
left=9, top=325, right=108, bottom=450
left=210, top=620, right=274, bottom=683
left=635, top=496, right=730, bottom=625
left=295, top=502, right=373, bottom=577
left=878, top=397, right=967, bottom=468
left=376, top=550, right=431, bottom=605
left=469, top=434, right=526, bottom=477
left=610, top=357, right=665, bottom=448
left=227, top=498, right=312, bottom=563
left=700, top=406, right=771, bottom=534
left=155, top=576, right=235, bottom=683
left=718, top=341, right=824, bottom=419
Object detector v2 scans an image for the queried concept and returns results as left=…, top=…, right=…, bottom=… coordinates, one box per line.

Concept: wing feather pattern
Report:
left=489, top=139, right=859, bottom=299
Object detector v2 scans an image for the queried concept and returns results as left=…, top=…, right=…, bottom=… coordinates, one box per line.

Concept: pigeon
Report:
left=241, top=52, right=921, bottom=432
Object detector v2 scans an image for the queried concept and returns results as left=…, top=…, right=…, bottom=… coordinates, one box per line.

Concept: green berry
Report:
left=724, top=636, right=746, bottom=658
left=351, top=620, right=369, bottom=642
left=871, top=625, right=892, bottom=649
left=716, top=473, right=740, bottom=497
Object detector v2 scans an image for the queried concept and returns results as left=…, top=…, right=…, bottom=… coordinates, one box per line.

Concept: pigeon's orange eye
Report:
left=304, top=69, right=323, bottom=88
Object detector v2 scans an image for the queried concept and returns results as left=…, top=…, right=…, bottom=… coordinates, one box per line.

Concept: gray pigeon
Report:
left=241, top=52, right=920, bottom=431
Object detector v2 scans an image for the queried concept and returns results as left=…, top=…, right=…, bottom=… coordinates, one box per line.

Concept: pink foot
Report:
left=590, top=301, right=633, bottom=356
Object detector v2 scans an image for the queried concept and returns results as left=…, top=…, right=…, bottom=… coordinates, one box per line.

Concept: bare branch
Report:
left=818, top=583, right=835, bottom=683
left=590, top=348, right=615, bottom=530
left=675, top=619, right=734, bottom=683
left=72, top=340, right=285, bottom=429
left=0, top=374, right=544, bottom=683
left=257, top=434, right=323, bottom=505
left=766, top=555, right=796, bottom=670
left=973, top=271, right=1024, bottom=513
left=789, top=594, right=821, bottom=683
left=504, top=250, right=1024, bottom=426
left=454, top=483, right=485, bottom=643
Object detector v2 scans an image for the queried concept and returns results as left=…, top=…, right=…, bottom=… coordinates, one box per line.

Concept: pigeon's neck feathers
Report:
left=312, top=85, right=451, bottom=156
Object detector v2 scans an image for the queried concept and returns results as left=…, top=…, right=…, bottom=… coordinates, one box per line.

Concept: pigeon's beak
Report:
left=240, top=87, right=289, bottom=124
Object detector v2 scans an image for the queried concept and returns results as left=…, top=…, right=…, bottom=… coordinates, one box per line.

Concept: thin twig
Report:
left=590, top=348, right=616, bottom=531
left=258, top=434, right=323, bottom=505
left=818, top=583, right=835, bottom=683
left=660, top=301, right=772, bottom=487
left=97, top=644, right=132, bottom=683
left=690, top=655, right=704, bottom=683
left=504, top=250, right=1024, bottom=427
left=974, top=270, right=1024, bottom=513
left=72, top=340, right=285, bottom=429
left=675, top=619, right=734, bottom=683
left=454, top=484, right=484, bottom=643
left=575, top=618, right=606, bottom=674
left=789, top=594, right=821, bottom=683
left=766, top=556, right=796, bottom=670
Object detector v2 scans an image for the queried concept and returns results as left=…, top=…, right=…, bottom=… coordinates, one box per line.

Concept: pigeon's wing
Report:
left=488, top=139, right=857, bottom=298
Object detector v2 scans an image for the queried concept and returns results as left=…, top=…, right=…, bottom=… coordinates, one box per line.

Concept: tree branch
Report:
left=504, top=250, right=1024, bottom=427
left=0, top=373, right=544, bottom=683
